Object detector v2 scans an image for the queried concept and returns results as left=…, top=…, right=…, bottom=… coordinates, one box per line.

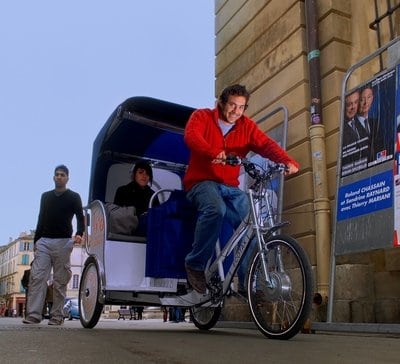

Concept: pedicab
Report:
left=79, top=96, right=313, bottom=339
left=80, top=96, right=196, bottom=327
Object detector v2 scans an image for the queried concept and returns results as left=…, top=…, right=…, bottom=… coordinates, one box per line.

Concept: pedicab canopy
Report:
left=88, top=96, right=195, bottom=203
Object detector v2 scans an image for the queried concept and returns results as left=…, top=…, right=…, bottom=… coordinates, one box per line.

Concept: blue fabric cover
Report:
left=145, top=190, right=197, bottom=278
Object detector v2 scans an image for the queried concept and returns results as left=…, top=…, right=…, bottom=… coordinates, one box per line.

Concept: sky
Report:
left=0, top=1, right=215, bottom=244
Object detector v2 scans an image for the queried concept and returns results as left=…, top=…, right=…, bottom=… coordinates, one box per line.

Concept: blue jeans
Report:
left=185, top=181, right=249, bottom=271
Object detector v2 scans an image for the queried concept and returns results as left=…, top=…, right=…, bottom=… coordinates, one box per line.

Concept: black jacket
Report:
left=114, top=181, right=159, bottom=216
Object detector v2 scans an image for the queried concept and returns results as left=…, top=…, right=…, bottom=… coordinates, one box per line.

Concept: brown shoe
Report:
left=22, top=317, right=41, bottom=324
left=185, top=264, right=207, bottom=294
left=48, top=318, right=64, bottom=326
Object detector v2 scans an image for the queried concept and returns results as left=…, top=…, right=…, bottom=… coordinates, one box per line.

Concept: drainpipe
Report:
left=305, top=0, right=331, bottom=299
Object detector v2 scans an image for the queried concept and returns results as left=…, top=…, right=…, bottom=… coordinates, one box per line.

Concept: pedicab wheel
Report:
left=190, top=305, right=222, bottom=330
left=247, top=235, right=313, bottom=340
left=79, top=259, right=103, bottom=328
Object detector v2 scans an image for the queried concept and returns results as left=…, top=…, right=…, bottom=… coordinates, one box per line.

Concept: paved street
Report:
left=1, top=317, right=399, bottom=364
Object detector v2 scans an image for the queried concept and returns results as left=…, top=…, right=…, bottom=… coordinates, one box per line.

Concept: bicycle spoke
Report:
left=247, top=235, right=312, bottom=339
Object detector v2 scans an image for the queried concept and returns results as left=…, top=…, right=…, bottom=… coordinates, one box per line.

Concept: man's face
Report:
left=359, top=88, right=373, bottom=116
left=53, top=170, right=68, bottom=188
left=345, top=92, right=359, bottom=120
left=220, top=95, right=247, bottom=124
left=134, top=168, right=150, bottom=188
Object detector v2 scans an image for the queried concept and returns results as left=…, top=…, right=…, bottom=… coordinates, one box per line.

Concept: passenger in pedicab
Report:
left=113, top=159, right=160, bottom=236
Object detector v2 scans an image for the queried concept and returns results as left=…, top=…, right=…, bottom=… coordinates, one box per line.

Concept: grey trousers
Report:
left=26, top=237, right=73, bottom=322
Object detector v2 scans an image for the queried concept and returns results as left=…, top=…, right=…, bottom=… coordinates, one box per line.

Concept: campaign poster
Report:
left=393, top=63, right=400, bottom=247
left=341, top=68, right=396, bottom=177
left=335, top=67, right=397, bottom=255
left=337, top=170, right=393, bottom=221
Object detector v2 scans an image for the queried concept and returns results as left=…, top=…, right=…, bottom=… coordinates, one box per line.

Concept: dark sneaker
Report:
left=22, top=317, right=41, bottom=324
left=48, top=319, right=63, bottom=326
left=185, top=264, right=207, bottom=294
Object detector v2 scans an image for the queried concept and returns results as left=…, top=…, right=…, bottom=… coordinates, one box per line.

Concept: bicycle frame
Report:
left=205, top=160, right=289, bottom=301
left=188, top=159, right=312, bottom=339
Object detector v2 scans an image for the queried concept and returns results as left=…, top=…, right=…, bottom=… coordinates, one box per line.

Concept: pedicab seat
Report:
left=104, top=202, right=147, bottom=243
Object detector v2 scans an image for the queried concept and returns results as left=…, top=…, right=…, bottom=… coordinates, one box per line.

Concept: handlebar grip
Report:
left=225, top=154, right=241, bottom=166
left=278, top=163, right=289, bottom=173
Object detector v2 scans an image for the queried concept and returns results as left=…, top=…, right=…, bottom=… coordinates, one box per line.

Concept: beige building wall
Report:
left=0, top=232, right=34, bottom=317
left=215, top=0, right=400, bottom=322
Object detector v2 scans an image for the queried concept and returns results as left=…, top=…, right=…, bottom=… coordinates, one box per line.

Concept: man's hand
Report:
left=74, top=235, right=83, bottom=244
left=212, top=151, right=227, bottom=164
left=285, top=162, right=299, bottom=175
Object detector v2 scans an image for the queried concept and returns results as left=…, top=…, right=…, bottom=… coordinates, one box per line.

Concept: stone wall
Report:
left=215, top=0, right=400, bottom=323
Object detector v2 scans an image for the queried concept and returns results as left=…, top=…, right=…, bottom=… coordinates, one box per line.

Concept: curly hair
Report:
left=218, top=84, right=250, bottom=105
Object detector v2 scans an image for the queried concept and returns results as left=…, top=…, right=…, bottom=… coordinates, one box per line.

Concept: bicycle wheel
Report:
left=79, top=258, right=104, bottom=329
left=190, top=305, right=222, bottom=330
left=247, top=234, right=313, bottom=340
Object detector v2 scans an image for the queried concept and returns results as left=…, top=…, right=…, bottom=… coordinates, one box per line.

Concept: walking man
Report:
left=23, top=165, right=84, bottom=325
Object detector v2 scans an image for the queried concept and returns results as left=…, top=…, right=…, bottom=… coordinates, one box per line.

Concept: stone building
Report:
left=0, top=232, right=33, bottom=317
left=216, top=0, right=400, bottom=323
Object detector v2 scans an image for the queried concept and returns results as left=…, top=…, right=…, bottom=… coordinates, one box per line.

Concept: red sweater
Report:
left=183, top=107, right=299, bottom=191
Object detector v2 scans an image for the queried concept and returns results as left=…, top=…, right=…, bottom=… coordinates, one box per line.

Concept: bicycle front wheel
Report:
left=247, top=234, right=313, bottom=340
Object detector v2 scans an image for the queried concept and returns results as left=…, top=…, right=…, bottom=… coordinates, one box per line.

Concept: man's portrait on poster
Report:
left=341, top=69, right=395, bottom=177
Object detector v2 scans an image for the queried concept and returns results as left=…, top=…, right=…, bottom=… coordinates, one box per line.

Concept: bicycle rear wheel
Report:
left=247, top=234, right=312, bottom=340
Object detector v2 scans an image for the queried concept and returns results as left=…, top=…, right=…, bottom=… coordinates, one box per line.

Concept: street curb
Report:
left=311, top=322, right=400, bottom=334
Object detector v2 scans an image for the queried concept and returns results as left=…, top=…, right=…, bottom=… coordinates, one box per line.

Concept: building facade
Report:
left=215, top=0, right=400, bottom=322
left=0, top=232, right=33, bottom=317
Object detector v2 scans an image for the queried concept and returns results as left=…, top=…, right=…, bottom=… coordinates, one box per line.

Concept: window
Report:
left=72, top=274, right=79, bottom=289
left=19, top=242, right=32, bottom=251
left=21, top=254, right=29, bottom=265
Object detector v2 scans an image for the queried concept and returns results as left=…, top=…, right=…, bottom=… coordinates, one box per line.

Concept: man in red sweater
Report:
left=183, top=84, right=299, bottom=294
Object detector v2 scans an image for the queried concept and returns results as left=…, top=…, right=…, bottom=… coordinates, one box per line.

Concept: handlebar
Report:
left=225, top=155, right=288, bottom=180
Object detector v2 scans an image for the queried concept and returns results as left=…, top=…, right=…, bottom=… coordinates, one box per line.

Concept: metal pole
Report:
left=256, top=105, right=288, bottom=223
left=305, top=0, right=331, bottom=298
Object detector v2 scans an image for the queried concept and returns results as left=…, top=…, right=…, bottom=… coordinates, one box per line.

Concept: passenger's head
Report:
left=218, top=84, right=250, bottom=124
left=130, top=159, right=153, bottom=187
left=345, top=90, right=360, bottom=120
